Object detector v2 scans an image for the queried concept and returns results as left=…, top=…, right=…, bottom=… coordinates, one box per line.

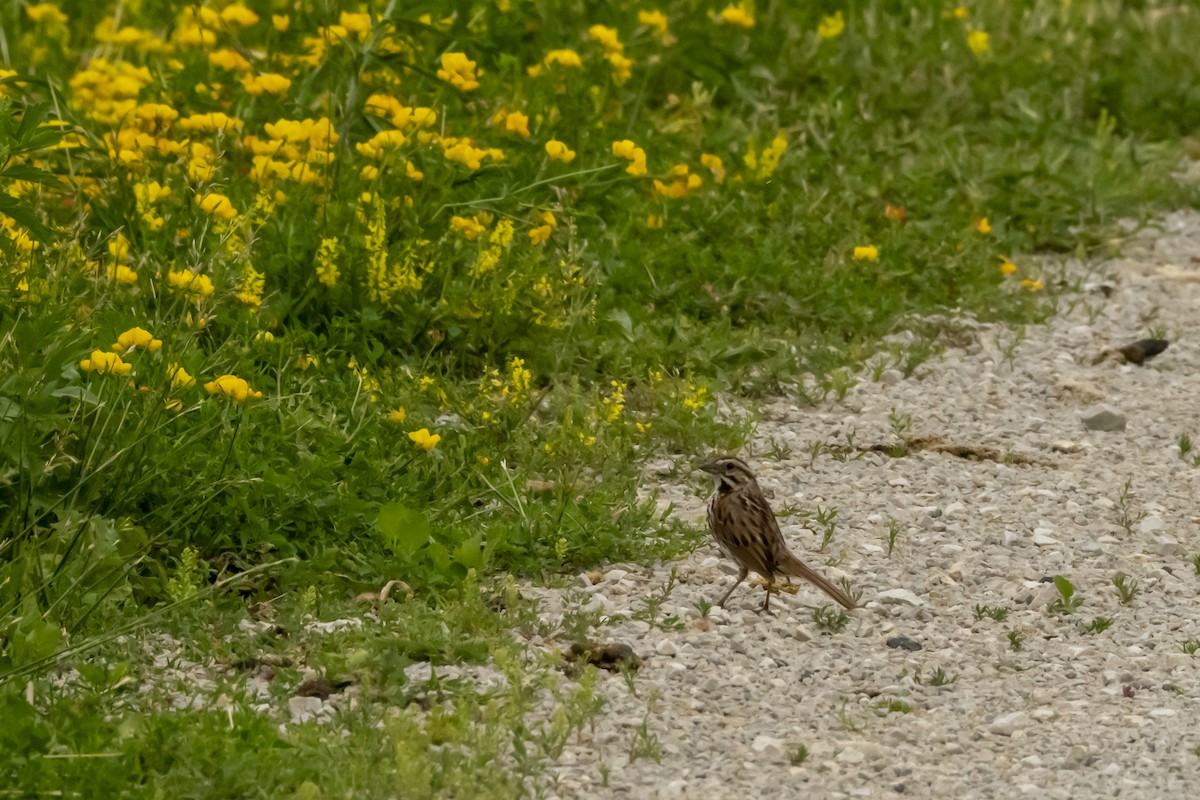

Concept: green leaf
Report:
left=452, top=534, right=485, bottom=570
left=375, top=502, right=431, bottom=555
left=49, top=385, right=102, bottom=406
left=1053, top=575, right=1074, bottom=601
left=10, top=619, right=61, bottom=667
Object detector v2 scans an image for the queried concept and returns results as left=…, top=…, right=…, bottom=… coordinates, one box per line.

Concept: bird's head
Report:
left=699, top=456, right=757, bottom=493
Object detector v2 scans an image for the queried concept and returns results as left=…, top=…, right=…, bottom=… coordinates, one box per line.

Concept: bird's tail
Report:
left=781, top=554, right=856, bottom=610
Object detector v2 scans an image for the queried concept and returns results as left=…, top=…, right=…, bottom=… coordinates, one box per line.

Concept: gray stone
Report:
left=988, top=711, right=1030, bottom=736
left=1080, top=404, right=1126, bottom=432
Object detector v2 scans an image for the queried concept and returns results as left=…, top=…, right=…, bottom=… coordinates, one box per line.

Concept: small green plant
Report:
left=1181, top=639, right=1200, bottom=656
left=791, top=744, right=809, bottom=766
left=915, top=666, right=958, bottom=687
left=928, top=667, right=957, bottom=687
left=1007, top=631, right=1025, bottom=651
left=886, top=518, right=900, bottom=556
left=1179, top=432, right=1195, bottom=464
left=1112, top=573, right=1139, bottom=605
left=164, top=547, right=206, bottom=603
left=1049, top=576, right=1082, bottom=615
left=875, top=699, right=912, bottom=715
left=632, top=569, right=683, bottom=630
left=815, top=505, right=838, bottom=551
left=1115, top=479, right=1147, bottom=535
left=812, top=606, right=849, bottom=634
left=627, top=717, right=662, bottom=764
left=996, top=325, right=1027, bottom=369
left=835, top=701, right=862, bottom=733
left=974, top=604, right=1009, bottom=622
left=1084, top=617, right=1113, bottom=634
left=888, top=407, right=912, bottom=440
left=694, top=596, right=713, bottom=618
left=1193, top=554, right=1200, bottom=577
left=822, top=369, right=857, bottom=401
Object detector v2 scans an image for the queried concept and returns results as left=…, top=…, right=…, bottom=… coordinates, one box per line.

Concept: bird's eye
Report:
left=724, top=463, right=734, bottom=472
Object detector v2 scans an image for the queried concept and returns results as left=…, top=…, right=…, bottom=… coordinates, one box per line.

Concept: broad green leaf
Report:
left=376, top=502, right=431, bottom=555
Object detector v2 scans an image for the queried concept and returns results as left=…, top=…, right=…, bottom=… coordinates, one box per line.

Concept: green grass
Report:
left=2, top=0, right=1200, bottom=794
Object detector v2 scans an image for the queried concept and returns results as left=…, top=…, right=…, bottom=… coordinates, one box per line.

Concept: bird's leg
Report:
left=757, top=578, right=776, bottom=615
left=717, top=567, right=749, bottom=608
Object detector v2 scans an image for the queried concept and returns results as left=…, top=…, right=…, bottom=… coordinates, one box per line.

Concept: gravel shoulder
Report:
left=528, top=210, right=1200, bottom=799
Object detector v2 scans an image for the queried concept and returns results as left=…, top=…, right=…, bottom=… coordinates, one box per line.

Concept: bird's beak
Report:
left=699, top=462, right=721, bottom=475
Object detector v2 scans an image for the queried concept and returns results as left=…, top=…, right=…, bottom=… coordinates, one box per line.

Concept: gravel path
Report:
left=528, top=210, right=1200, bottom=799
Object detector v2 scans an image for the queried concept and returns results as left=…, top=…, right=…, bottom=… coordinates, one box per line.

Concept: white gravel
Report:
left=526, top=209, right=1200, bottom=798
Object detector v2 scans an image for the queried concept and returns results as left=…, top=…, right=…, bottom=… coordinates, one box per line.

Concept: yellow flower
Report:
left=272, top=15, right=290, bottom=31
left=105, top=264, right=139, bottom=284
left=545, top=139, right=576, bottom=163
left=450, top=215, right=488, bottom=240
left=220, top=4, right=259, bottom=27
left=437, top=52, right=480, bottom=91
left=974, top=217, right=992, bottom=234
left=442, top=141, right=489, bottom=171
left=611, top=139, right=647, bottom=176
left=168, top=270, right=215, bottom=298
left=700, top=153, right=726, bottom=183
left=315, top=237, right=340, bottom=288
left=408, top=428, right=441, bottom=450
left=646, top=214, right=664, bottom=229
left=951, top=6, right=969, bottom=20
left=242, top=73, right=292, bottom=96
left=198, top=193, right=238, bottom=221
left=1021, top=279, right=1044, bottom=291
left=26, top=3, right=68, bottom=25
left=638, top=10, right=670, bottom=39
left=504, top=111, right=531, bottom=137
left=967, top=30, right=990, bottom=57
left=542, top=49, right=583, bottom=69
left=999, top=257, right=1017, bottom=275
left=388, top=407, right=407, bottom=423
left=853, top=245, right=879, bottom=262
left=744, top=132, right=787, bottom=179
left=80, top=350, right=132, bottom=376
left=168, top=364, right=196, bottom=390
left=717, top=4, right=755, bottom=28
left=539, top=210, right=558, bottom=228
left=209, top=48, right=253, bottom=73
left=529, top=225, right=552, bottom=245
left=818, top=11, right=845, bottom=40
left=112, top=326, right=163, bottom=353
left=204, top=374, right=263, bottom=401
left=296, top=353, right=319, bottom=370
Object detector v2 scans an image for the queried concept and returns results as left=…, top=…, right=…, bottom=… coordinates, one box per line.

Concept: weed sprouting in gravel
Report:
left=915, top=666, right=958, bottom=687
left=1115, top=480, right=1148, bottom=535
left=888, top=407, right=913, bottom=441
left=1112, top=573, right=1139, bottom=605
left=812, top=606, right=850, bottom=634
left=627, top=717, right=663, bottom=764
left=875, top=699, right=913, bottom=715
left=815, top=505, right=838, bottom=551
left=1181, top=640, right=1200, bottom=656
left=886, top=518, right=901, bottom=556
left=1178, top=432, right=1198, bottom=466
left=1084, top=617, right=1113, bottom=634
left=632, top=569, right=684, bottom=631
left=974, top=605, right=1009, bottom=622
left=1007, top=631, right=1025, bottom=652
left=791, top=745, right=809, bottom=766
left=1050, top=576, right=1083, bottom=615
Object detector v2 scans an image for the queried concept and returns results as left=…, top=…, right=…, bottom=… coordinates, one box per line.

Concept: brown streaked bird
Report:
left=701, top=456, right=856, bottom=613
